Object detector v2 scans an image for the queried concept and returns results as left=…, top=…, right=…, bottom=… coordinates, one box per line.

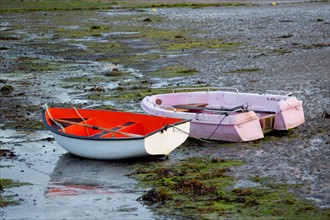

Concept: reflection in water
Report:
left=46, top=184, right=108, bottom=197
left=46, top=153, right=164, bottom=198
left=44, top=154, right=157, bottom=219
left=47, top=153, right=139, bottom=197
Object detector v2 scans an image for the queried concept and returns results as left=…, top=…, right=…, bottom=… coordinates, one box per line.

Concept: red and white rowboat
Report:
left=42, top=107, right=190, bottom=160
left=141, top=87, right=305, bottom=142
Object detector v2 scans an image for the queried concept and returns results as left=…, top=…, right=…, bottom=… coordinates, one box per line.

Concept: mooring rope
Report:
left=72, top=107, right=90, bottom=137
left=167, top=124, right=214, bottom=143
left=43, top=103, right=65, bottom=133
left=206, top=114, right=228, bottom=140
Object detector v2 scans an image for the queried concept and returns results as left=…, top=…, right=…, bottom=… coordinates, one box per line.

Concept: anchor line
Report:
left=206, top=113, right=228, bottom=140
left=167, top=124, right=214, bottom=143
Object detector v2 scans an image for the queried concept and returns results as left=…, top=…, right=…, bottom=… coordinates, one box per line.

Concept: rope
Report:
left=167, top=124, right=214, bottom=143
left=43, top=104, right=65, bottom=133
left=73, top=107, right=90, bottom=137
left=206, top=113, right=228, bottom=140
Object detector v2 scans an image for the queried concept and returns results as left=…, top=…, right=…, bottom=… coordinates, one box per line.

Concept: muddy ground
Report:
left=0, top=0, right=329, bottom=219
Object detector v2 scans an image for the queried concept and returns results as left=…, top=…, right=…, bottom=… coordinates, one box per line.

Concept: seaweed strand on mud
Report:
left=0, top=179, right=32, bottom=207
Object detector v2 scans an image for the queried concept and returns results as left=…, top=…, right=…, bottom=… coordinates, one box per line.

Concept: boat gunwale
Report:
left=141, top=89, right=295, bottom=116
left=41, top=109, right=191, bottom=141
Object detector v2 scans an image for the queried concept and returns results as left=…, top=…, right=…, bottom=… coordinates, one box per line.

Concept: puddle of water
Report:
left=102, top=32, right=140, bottom=37
left=0, top=130, right=156, bottom=219
left=0, top=130, right=50, bottom=143
left=68, top=43, right=87, bottom=50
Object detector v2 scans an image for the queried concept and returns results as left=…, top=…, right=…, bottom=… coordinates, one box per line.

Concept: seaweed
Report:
left=0, top=179, right=32, bottom=207
left=129, top=157, right=330, bottom=219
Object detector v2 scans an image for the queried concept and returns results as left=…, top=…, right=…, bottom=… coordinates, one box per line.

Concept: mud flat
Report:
left=0, top=0, right=329, bottom=219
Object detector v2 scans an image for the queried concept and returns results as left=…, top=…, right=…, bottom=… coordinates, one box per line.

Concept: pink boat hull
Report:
left=141, top=88, right=305, bottom=142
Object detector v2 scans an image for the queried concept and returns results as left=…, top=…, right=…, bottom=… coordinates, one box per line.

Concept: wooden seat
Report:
left=91, top=121, right=138, bottom=138
left=57, top=118, right=93, bottom=134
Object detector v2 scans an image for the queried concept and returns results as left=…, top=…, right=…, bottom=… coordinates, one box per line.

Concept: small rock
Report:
left=321, top=111, right=330, bottom=119
left=104, top=69, right=127, bottom=77
left=174, top=35, right=184, bottom=39
left=143, top=18, right=152, bottom=22
left=1, top=84, right=14, bottom=94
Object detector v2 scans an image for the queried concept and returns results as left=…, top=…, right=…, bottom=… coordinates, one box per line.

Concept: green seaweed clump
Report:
left=136, top=3, right=254, bottom=9
left=129, top=157, right=330, bottom=219
left=226, top=67, right=262, bottom=74
left=0, top=85, right=14, bottom=94
left=0, top=179, right=32, bottom=207
left=0, top=0, right=115, bottom=12
left=0, top=179, right=31, bottom=189
left=3, top=117, right=44, bottom=130
left=137, top=188, right=172, bottom=203
left=1, top=104, right=45, bottom=130
left=150, top=65, right=198, bottom=78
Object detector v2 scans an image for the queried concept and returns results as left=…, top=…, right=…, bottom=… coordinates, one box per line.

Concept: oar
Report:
left=53, top=118, right=142, bottom=138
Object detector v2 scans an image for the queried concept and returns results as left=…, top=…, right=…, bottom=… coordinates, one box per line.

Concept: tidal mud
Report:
left=1, top=0, right=329, bottom=219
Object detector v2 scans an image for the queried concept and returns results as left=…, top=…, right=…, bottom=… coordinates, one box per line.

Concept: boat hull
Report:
left=141, top=88, right=305, bottom=142
left=274, top=97, right=305, bottom=130
left=190, top=114, right=264, bottom=142
left=141, top=104, right=264, bottom=142
left=51, top=132, right=147, bottom=160
left=42, top=108, right=190, bottom=160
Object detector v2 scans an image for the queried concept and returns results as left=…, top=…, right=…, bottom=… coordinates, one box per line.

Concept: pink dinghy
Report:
left=141, top=87, right=305, bottom=142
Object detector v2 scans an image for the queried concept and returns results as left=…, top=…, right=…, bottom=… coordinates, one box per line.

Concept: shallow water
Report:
left=1, top=130, right=155, bottom=219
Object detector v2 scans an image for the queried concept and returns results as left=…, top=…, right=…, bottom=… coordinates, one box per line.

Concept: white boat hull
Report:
left=50, top=121, right=190, bottom=160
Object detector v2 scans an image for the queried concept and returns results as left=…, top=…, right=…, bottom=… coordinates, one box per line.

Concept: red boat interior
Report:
left=44, top=108, right=184, bottom=138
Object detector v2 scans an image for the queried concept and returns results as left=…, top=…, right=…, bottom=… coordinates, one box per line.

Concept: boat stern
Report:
left=190, top=111, right=265, bottom=142
left=274, top=97, right=305, bottom=130
left=220, top=111, right=265, bottom=142
left=144, top=121, right=190, bottom=156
